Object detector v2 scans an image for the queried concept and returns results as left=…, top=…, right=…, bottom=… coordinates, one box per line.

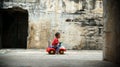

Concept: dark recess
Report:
left=0, top=7, right=28, bottom=48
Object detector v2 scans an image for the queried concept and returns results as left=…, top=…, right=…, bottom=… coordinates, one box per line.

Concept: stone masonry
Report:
left=2, top=0, right=103, bottom=49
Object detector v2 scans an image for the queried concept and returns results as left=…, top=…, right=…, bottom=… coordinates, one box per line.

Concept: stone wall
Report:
left=0, top=0, right=2, bottom=48
left=0, top=0, right=3, bottom=8
left=103, top=0, right=120, bottom=64
left=0, top=14, right=2, bottom=48
left=2, top=0, right=103, bottom=50
left=27, top=20, right=51, bottom=49
left=63, top=10, right=103, bottom=50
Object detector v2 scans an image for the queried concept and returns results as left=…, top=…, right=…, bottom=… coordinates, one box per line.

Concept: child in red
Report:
left=52, top=32, right=61, bottom=54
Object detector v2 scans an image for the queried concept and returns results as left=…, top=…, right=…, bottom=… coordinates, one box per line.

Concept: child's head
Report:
left=55, top=32, right=60, bottom=38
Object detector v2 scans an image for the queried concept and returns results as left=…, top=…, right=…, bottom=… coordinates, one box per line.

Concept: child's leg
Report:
left=56, top=46, right=59, bottom=53
left=56, top=43, right=61, bottom=53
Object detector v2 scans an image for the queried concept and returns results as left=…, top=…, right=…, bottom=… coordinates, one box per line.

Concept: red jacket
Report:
left=52, top=38, right=59, bottom=46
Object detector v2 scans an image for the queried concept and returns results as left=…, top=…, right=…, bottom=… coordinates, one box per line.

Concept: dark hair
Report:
left=55, top=32, right=60, bottom=37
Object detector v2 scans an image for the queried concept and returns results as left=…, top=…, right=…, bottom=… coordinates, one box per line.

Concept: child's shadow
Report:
left=46, top=53, right=66, bottom=55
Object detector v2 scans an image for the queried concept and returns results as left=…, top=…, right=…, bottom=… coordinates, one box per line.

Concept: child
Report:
left=52, top=32, right=61, bottom=54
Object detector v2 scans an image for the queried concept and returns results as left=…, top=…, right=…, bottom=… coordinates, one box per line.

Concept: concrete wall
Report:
left=103, top=0, right=120, bottom=64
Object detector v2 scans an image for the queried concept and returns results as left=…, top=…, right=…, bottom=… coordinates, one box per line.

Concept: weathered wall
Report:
left=103, top=0, right=120, bottom=64
left=0, top=0, right=3, bottom=49
left=0, top=0, right=3, bottom=9
left=0, top=14, right=2, bottom=48
left=2, top=0, right=103, bottom=49
left=27, top=20, right=51, bottom=49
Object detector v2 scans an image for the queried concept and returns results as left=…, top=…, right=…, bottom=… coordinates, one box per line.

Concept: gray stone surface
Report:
left=103, top=0, right=120, bottom=64
left=0, top=49, right=119, bottom=67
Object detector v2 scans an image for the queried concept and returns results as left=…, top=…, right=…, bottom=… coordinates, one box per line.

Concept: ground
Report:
left=0, top=49, right=119, bottom=67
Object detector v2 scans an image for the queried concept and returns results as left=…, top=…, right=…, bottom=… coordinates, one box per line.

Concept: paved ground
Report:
left=0, top=49, right=119, bottom=67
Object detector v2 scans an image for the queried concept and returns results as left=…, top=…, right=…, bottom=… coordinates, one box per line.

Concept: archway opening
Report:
left=0, top=7, right=28, bottom=48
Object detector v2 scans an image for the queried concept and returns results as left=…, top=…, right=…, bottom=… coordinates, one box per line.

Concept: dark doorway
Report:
left=0, top=7, right=28, bottom=48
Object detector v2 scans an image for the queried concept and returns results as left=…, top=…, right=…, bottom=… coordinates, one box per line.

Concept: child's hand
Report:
left=59, top=42, right=62, bottom=44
